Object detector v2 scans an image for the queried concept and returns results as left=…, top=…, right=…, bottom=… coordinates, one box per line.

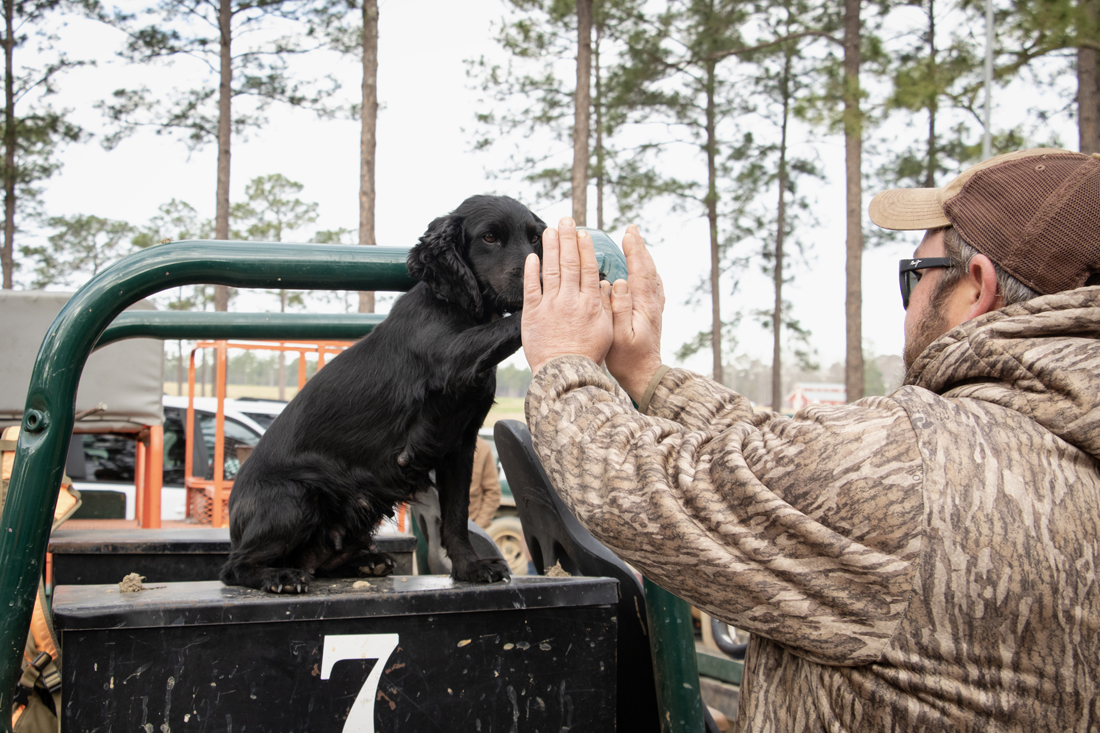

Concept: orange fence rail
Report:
left=134, top=425, right=164, bottom=528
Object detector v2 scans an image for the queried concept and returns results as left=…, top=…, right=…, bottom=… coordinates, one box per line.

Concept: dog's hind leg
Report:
left=222, top=482, right=317, bottom=593
left=220, top=549, right=314, bottom=594
left=435, top=459, right=510, bottom=583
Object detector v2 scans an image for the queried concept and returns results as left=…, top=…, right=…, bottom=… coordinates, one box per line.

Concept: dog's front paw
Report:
left=261, top=568, right=313, bottom=594
left=452, top=557, right=511, bottom=584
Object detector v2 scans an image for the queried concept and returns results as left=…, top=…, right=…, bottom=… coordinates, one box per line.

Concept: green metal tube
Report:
left=96, top=311, right=387, bottom=348
left=0, top=241, right=411, bottom=728
left=644, top=578, right=707, bottom=732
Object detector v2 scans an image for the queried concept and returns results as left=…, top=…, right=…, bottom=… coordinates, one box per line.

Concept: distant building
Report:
left=787, top=382, right=846, bottom=412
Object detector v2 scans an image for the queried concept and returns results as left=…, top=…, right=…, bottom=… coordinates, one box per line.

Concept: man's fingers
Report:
left=523, top=252, right=542, bottom=310
left=623, top=225, right=664, bottom=309
left=557, top=217, right=580, bottom=288
left=610, top=279, right=632, bottom=316
left=610, top=279, right=635, bottom=339
left=577, top=228, right=602, bottom=294
left=623, top=226, right=652, bottom=281
left=540, top=226, right=560, bottom=297
left=600, top=279, right=612, bottom=314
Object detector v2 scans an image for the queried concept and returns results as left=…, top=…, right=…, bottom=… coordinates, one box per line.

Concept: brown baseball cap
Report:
left=869, top=148, right=1100, bottom=295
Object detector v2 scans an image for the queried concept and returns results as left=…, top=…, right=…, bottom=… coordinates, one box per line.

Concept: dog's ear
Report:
left=407, top=215, right=484, bottom=316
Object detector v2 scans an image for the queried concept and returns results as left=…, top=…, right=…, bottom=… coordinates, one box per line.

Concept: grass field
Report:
left=164, top=383, right=527, bottom=428
left=485, top=397, right=526, bottom=427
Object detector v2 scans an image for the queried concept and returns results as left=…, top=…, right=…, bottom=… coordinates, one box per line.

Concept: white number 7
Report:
left=321, top=634, right=400, bottom=733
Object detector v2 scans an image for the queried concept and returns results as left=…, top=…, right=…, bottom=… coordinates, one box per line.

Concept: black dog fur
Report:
left=220, top=195, right=545, bottom=593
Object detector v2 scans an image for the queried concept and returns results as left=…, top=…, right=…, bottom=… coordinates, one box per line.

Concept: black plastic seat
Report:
left=494, top=419, right=721, bottom=733
left=408, top=487, right=505, bottom=574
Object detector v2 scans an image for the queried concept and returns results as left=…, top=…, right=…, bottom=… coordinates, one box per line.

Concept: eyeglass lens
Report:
left=901, top=270, right=919, bottom=309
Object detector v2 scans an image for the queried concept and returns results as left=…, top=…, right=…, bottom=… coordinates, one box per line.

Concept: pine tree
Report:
left=21, top=212, right=134, bottom=288
left=467, top=0, right=643, bottom=227
left=359, top=0, right=378, bottom=313
left=0, top=0, right=94, bottom=288
left=603, top=0, right=754, bottom=383
left=318, top=0, right=379, bottom=313
left=997, top=0, right=1100, bottom=152
left=741, top=0, right=825, bottom=410
left=98, top=0, right=339, bottom=310
left=843, top=0, right=865, bottom=402
left=878, top=0, right=998, bottom=190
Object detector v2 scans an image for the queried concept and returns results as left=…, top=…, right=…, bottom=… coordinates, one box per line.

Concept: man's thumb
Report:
left=610, top=280, right=633, bottom=333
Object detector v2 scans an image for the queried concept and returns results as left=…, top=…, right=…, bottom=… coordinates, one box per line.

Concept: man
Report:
left=520, top=148, right=1100, bottom=731
left=468, top=436, right=501, bottom=529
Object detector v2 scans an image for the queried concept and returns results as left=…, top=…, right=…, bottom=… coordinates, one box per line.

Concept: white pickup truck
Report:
left=67, top=395, right=287, bottom=521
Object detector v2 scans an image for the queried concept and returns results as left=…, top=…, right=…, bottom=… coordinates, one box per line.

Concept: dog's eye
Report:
left=530, top=233, right=541, bottom=244
left=482, top=233, right=498, bottom=244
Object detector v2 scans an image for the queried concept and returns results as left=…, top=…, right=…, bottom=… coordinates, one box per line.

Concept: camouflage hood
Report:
left=906, top=285, right=1100, bottom=461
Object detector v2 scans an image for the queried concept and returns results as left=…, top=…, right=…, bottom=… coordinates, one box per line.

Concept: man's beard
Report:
left=903, top=303, right=949, bottom=382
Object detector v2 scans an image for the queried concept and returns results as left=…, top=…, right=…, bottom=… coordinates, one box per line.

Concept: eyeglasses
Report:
left=899, top=257, right=953, bottom=309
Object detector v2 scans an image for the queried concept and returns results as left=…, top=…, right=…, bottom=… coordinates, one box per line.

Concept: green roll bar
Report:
left=0, top=236, right=704, bottom=732
left=96, top=311, right=388, bottom=348
left=646, top=579, right=709, bottom=731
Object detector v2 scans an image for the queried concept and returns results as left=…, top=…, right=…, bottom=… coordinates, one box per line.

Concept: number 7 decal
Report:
left=321, top=634, right=400, bottom=733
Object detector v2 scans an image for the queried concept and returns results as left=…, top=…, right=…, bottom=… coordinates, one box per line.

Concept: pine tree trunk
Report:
left=358, top=0, right=379, bottom=313
left=1078, top=1, right=1095, bottom=154
left=772, top=50, right=791, bottom=413
left=843, top=0, right=864, bottom=403
left=925, top=0, right=938, bottom=187
left=594, top=19, right=604, bottom=230
left=705, top=58, right=723, bottom=385
left=2, top=0, right=14, bottom=290
left=572, top=0, right=592, bottom=225
left=213, top=0, right=232, bottom=312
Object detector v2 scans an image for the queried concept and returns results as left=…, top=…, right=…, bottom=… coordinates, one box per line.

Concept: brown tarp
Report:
left=0, top=291, right=163, bottom=431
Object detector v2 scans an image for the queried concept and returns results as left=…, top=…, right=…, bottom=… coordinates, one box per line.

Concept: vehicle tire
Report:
left=701, top=611, right=749, bottom=659
left=488, top=515, right=529, bottom=576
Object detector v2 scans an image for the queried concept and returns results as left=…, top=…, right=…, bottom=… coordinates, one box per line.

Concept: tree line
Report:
left=1, top=0, right=1095, bottom=404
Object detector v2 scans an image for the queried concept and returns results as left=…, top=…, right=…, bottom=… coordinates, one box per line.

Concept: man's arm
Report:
left=526, top=356, right=925, bottom=667
left=520, top=219, right=925, bottom=666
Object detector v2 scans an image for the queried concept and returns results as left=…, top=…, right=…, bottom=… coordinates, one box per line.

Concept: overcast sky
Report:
left=30, top=0, right=1074, bottom=380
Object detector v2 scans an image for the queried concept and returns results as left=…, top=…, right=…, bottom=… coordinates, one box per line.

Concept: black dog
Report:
left=220, top=195, right=545, bottom=593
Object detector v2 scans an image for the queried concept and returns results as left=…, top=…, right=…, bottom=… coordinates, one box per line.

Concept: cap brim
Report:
left=868, top=187, right=951, bottom=230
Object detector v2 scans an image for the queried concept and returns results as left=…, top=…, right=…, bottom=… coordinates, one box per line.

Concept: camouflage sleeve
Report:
left=526, top=355, right=926, bottom=666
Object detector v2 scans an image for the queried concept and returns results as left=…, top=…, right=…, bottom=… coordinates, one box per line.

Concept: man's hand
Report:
left=522, top=217, right=613, bottom=375
left=606, top=225, right=665, bottom=403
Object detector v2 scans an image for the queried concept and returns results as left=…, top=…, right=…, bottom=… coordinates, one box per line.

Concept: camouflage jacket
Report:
left=525, top=287, right=1100, bottom=732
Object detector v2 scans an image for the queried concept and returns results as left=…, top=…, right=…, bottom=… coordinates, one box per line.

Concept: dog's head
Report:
left=407, top=195, right=545, bottom=317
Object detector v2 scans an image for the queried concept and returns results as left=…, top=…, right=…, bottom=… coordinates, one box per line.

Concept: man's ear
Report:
left=964, top=253, right=1001, bottom=321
